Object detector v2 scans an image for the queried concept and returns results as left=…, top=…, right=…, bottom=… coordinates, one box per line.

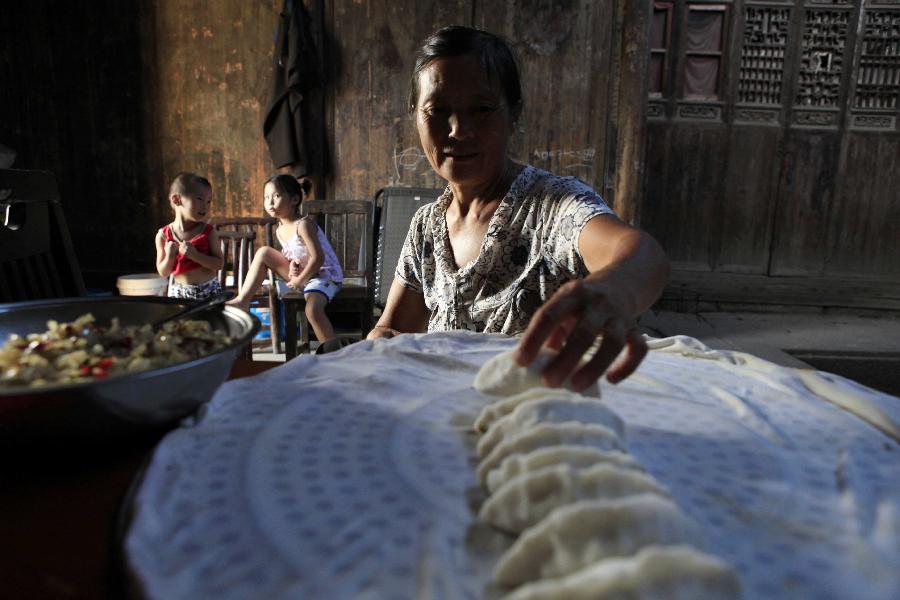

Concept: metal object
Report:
left=0, top=296, right=259, bottom=447
left=152, top=290, right=230, bottom=328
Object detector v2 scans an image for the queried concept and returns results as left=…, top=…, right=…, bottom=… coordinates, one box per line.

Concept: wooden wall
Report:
left=1, top=0, right=623, bottom=287
left=1, top=1, right=285, bottom=285
left=138, top=0, right=283, bottom=230
left=327, top=0, right=620, bottom=202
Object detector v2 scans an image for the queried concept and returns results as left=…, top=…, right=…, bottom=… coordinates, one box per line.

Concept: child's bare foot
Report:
left=226, top=297, right=251, bottom=311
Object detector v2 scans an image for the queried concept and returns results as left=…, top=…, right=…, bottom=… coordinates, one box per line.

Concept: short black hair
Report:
left=408, top=25, right=522, bottom=119
left=169, top=172, right=211, bottom=197
left=265, top=173, right=303, bottom=199
left=265, top=174, right=304, bottom=217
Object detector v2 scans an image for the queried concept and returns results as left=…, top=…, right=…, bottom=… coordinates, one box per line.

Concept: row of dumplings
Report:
left=472, top=350, right=742, bottom=600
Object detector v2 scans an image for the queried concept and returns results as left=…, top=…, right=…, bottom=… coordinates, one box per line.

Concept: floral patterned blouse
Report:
left=395, top=165, right=614, bottom=335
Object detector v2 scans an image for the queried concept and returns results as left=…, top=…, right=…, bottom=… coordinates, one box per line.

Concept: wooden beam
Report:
left=613, top=0, right=651, bottom=225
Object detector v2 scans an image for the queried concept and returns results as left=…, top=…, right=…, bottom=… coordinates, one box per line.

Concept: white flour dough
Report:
left=473, top=348, right=600, bottom=397
left=502, top=544, right=742, bottom=600
left=494, top=494, right=701, bottom=586
left=477, top=396, right=625, bottom=459
left=486, top=446, right=644, bottom=495
left=479, top=462, right=669, bottom=534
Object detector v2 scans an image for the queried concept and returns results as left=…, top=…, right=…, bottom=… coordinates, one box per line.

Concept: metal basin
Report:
left=0, top=296, right=258, bottom=448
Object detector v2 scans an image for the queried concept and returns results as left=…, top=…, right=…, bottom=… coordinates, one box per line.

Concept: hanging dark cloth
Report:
left=263, top=0, right=328, bottom=178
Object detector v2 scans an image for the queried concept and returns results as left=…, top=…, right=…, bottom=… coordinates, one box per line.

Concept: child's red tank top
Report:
left=162, top=223, right=214, bottom=275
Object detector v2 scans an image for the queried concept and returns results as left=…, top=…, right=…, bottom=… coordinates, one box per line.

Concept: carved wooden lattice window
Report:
left=738, top=5, right=790, bottom=105
left=854, top=10, right=900, bottom=110
left=683, top=3, right=728, bottom=99
left=650, top=2, right=674, bottom=96
left=795, top=9, right=850, bottom=107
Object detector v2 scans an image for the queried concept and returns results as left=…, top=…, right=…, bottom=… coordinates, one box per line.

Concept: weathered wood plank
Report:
left=641, top=122, right=731, bottom=272
left=475, top=0, right=617, bottom=201
left=329, top=0, right=470, bottom=200
left=824, top=131, right=900, bottom=278
left=140, top=0, right=281, bottom=224
left=769, top=130, right=842, bottom=276
left=715, top=125, right=783, bottom=274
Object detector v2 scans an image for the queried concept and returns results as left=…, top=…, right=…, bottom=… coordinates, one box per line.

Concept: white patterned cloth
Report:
left=395, top=166, right=613, bottom=334
left=125, top=331, right=900, bottom=600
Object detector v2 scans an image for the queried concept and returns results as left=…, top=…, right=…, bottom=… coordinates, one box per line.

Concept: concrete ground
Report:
left=251, top=310, right=900, bottom=397
left=638, top=310, right=900, bottom=397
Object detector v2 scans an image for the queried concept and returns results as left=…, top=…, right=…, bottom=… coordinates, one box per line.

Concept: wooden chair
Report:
left=281, top=200, right=375, bottom=359
left=212, top=217, right=280, bottom=354
left=0, top=169, right=85, bottom=302
left=216, top=230, right=255, bottom=292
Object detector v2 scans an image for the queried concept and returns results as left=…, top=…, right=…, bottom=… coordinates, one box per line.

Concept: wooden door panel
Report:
left=644, top=0, right=898, bottom=291
left=642, top=122, right=731, bottom=272
left=769, top=131, right=841, bottom=276
left=824, top=132, right=900, bottom=277
left=715, top=125, right=783, bottom=274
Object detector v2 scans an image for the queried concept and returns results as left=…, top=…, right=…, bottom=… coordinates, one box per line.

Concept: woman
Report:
left=368, top=26, right=670, bottom=391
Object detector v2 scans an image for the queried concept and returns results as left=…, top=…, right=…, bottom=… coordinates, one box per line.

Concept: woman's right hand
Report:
left=165, top=240, right=179, bottom=257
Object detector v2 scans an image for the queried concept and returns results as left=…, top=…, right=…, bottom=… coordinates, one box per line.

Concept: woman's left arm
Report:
left=514, top=214, right=670, bottom=390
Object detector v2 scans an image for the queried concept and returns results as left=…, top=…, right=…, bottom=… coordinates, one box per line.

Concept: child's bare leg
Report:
left=228, top=247, right=291, bottom=310
left=304, top=293, right=336, bottom=343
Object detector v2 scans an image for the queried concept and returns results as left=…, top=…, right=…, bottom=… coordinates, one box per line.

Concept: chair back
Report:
left=0, top=169, right=85, bottom=302
left=212, top=217, right=276, bottom=291
left=211, top=217, right=277, bottom=240
left=373, top=187, right=443, bottom=307
left=212, top=217, right=280, bottom=356
left=215, top=230, right=255, bottom=291
left=300, top=200, right=374, bottom=290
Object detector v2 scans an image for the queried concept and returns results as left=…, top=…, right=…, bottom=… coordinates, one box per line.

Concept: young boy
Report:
left=155, top=172, right=224, bottom=300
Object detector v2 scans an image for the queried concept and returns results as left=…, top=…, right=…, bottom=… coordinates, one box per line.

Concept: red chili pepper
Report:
left=98, top=358, right=114, bottom=368
left=80, top=366, right=92, bottom=376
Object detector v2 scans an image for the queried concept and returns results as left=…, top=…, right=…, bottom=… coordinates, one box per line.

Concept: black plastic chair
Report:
left=372, top=186, right=443, bottom=308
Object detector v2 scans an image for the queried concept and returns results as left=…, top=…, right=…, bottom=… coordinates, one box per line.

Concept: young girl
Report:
left=155, top=172, right=224, bottom=300
left=228, top=174, right=343, bottom=344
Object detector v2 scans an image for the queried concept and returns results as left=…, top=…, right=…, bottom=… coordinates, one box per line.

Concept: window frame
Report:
left=680, top=2, right=730, bottom=101
left=650, top=2, right=675, bottom=98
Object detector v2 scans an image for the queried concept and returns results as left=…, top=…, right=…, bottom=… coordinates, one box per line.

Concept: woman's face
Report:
left=415, top=54, right=516, bottom=190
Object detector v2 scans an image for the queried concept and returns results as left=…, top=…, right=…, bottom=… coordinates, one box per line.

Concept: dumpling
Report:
left=502, top=544, right=742, bottom=600
left=486, top=446, right=644, bottom=495
left=477, top=422, right=625, bottom=486
left=477, top=396, right=626, bottom=458
left=493, top=494, right=700, bottom=586
left=473, top=349, right=601, bottom=398
left=479, top=463, right=669, bottom=533
left=474, top=388, right=579, bottom=434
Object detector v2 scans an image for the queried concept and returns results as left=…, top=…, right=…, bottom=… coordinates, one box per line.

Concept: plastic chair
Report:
left=372, top=186, right=443, bottom=308
left=0, top=169, right=85, bottom=302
